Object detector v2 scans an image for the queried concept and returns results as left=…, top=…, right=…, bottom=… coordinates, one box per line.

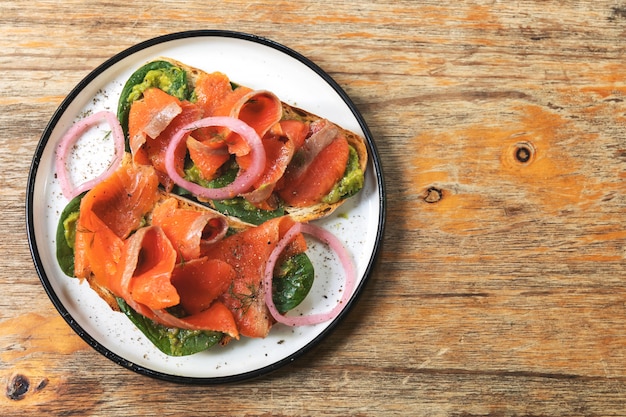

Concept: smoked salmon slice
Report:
left=277, top=119, right=309, bottom=150
left=227, top=90, right=282, bottom=157
left=173, top=301, right=239, bottom=339
left=118, top=225, right=179, bottom=311
left=193, top=71, right=252, bottom=118
left=73, top=216, right=123, bottom=289
left=74, top=161, right=160, bottom=289
left=151, top=196, right=228, bottom=262
left=170, top=257, right=236, bottom=315
left=192, top=71, right=252, bottom=146
left=128, top=87, right=182, bottom=164
left=240, top=130, right=295, bottom=207
left=278, top=130, right=350, bottom=207
left=137, top=101, right=203, bottom=190
left=187, top=136, right=231, bottom=181
left=238, top=120, right=309, bottom=208
left=193, top=74, right=282, bottom=172
left=202, top=216, right=307, bottom=338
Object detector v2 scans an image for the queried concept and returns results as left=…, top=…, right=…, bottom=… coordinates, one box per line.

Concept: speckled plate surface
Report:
left=26, top=30, right=385, bottom=384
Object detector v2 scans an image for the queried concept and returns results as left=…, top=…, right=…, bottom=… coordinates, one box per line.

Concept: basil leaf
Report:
left=55, top=193, right=84, bottom=277
left=273, top=253, right=315, bottom=313
left=117, top=298, right=223, bottom=357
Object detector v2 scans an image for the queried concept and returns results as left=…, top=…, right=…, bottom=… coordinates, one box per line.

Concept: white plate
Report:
left=26, top=30, right=385, bottom=384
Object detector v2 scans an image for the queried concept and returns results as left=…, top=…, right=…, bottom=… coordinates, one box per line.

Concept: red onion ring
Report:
left=55, top=111, right=125, bottom=200
left=264, top=222, right=357, bottom=326
left=164, top=116, right=265, bottom=200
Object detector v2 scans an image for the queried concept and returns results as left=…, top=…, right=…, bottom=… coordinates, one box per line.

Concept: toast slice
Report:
left=83, top=188, right=254, bottom=312
left=141, top=57, right=369, bottom=223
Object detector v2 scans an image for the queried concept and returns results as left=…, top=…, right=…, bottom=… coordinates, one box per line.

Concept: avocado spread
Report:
left=126, top=67, right=188, bottom=104
left=116, top=60, right=189, bottom=145
left=183, top=162, right=285, bottom=225
left=322, top=146, right=364, bottom=204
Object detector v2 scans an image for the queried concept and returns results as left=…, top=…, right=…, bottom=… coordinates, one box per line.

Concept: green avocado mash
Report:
left=117, top=298, right=223, bottom=356
left=62, top=212, right=79, bottom=249
left=126, top=67, right=188, bottom=104
left=183, top=162, right=285, bottom=225
left=322, top=146, right=364, bottom=204
left=55, top=193, right=84, bottom=277
left=116, top=60, right=189, bottom=146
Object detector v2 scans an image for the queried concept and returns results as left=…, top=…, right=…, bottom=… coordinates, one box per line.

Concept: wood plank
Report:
left=1, top=0, right=625, bottom=415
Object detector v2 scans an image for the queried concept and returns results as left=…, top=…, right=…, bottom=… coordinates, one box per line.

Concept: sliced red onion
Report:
left=55, top=111, right=125, bottom=200
left=264, top=222, right=357, bottom=326
left=165, top=116, right=265, bottom=200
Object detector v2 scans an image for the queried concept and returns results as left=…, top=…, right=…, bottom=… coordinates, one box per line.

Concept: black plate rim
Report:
left=25, top=29, right=386, bottom=385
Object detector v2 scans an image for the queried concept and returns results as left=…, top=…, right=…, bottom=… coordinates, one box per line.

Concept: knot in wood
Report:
left=6, top=373, right=29, bottom=401
left=424, top=187, right=443, bottom=203
left=513, top=141, right=535, bottom=164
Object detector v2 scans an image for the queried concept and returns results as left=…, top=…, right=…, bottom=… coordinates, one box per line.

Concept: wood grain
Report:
left=1, top=0, right=625, bottom=415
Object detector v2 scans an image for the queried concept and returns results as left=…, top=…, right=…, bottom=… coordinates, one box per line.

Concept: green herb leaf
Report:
left=272, top=252, right=315, bottom=313
left=183, top=162, right=285, bottom=225
left=117, top=298, right=223, bottom=356
left=55, top=193, right=84, bottom=277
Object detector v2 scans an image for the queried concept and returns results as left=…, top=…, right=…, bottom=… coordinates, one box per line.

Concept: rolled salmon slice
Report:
left=74, top=161, right=160, bottom=288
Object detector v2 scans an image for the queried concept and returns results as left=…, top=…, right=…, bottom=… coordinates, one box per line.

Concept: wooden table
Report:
left=2, top=1, right=625, bottom=415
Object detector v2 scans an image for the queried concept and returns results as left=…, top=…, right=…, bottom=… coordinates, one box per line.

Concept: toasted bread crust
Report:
left=159, top=57, right=368, bottom=222
left=86, top=278, right=119, bottom=311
